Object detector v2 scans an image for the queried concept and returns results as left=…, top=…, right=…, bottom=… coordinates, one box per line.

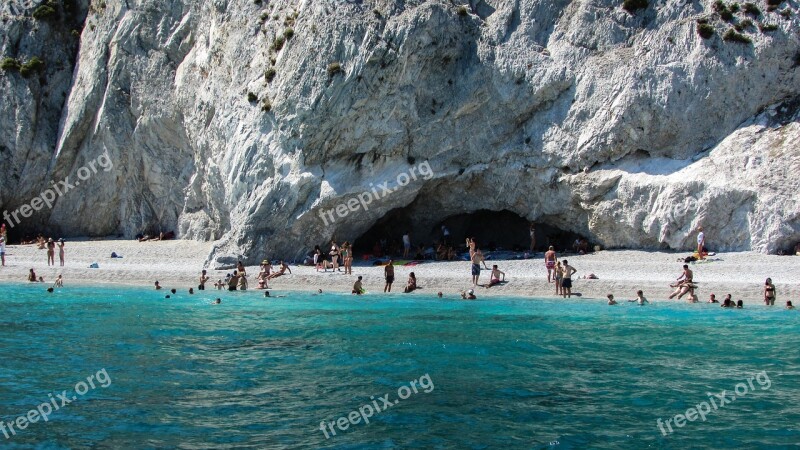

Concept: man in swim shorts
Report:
left=471, top=249, right=488, bottom=286
left=544, top=246, right=556, bottom=283
left=384, top=260, right=395, bottom=292
left=561, top=260, right=577, bottom=298
left=486, top=264, right=505, bottom=288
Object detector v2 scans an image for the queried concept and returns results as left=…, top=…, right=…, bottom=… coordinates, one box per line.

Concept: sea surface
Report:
left=0, top=283, right=798, bottom=449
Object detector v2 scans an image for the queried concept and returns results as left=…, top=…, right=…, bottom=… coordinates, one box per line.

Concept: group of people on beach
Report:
left=0, top=225, right=66, bottom=268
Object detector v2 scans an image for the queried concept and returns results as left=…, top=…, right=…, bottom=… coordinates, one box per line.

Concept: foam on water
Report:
left=0, top=283, right=798, bottom=448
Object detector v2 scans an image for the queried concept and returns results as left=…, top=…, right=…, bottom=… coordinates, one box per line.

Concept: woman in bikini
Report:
left=341, top=241, right=353, bottom=275
left=554, top=261, right=564, bottom=296
left=330, top=241, right=340, bottom=272
left=764, top=278, right=776, bottom=306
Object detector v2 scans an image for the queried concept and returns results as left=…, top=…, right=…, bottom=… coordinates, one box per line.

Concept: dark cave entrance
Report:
left=351, top=209, right=585, bottom=257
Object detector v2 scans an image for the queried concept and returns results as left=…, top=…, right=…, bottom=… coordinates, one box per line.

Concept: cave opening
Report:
left=351, top=208, right=586, bottom=258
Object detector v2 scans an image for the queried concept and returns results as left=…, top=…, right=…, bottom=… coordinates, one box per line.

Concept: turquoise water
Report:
left=0, top=283, right=798, bottom=449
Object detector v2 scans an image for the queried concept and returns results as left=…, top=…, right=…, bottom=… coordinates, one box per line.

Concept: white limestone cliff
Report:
left=1, top=0, right=798, bottom=266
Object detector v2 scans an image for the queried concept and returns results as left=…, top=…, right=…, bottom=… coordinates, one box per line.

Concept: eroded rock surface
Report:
left=1, top=0, right=798, bottom=266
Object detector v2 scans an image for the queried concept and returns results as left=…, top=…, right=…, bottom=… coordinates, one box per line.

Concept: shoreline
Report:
left=1, top=240, right=798, bottom=303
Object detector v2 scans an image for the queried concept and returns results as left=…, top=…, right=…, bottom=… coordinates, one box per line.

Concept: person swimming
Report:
left=607, top=294, right=617, bottom=305
left=787, top=301, right=795, bottom=310
left=627, top=290, right=648, bottom=305
left=214, top=298, right=221, bottom=304
left=154, top=281, right=162, bottom=290
left=461, top=289, right=477, bottom=300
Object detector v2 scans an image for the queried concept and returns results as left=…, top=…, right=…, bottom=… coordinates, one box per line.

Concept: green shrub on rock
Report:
left=697, top=22, right=715, bottom=38
left=1, top=57, right=21, bottom=72
left=723, top=28, right=752, bottom=43
left=327, top=62, right=342, bottom=76
left=264, top=67, right=276, bottom=82
left=20, top=57, right=45, bottom=78
left=32, top=5, right=57, bottom=20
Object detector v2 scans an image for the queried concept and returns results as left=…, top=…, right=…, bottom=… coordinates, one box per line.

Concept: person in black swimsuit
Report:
left=764, top=278, right=776, bottom=306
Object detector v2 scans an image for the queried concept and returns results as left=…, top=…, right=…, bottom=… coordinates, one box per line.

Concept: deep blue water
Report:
left=0, top=283, right=798, bottom=449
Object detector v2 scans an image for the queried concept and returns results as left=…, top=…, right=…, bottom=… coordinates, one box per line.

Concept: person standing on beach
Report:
left=441, top=225, right=450, bottom=246
left=46, top=238, right=55, bottom=266
left=342, top=241, right=353, bottom=275
left=199, top=269, right=209, bottom=290
left=471, top=248, right=488, bottom=286
left=57, top=239, right=65, bottom=266
left=544, top=246, right=557, bottom=283
left=561, top=260, right=576, bottom=298
left=554, top=261, right=564, bottom=295
left=384, top=260, right=395, bottom=292
left=402, top=232, right=411, bottom=258
left=0, top=235, right=5, bottom=267
left=330, top=241, right=341, bottom=272
left=696, top=226, right=705, bottom=259
left=529, top=224, right=536, bottom=253
left=764, top=278, right=776, bottom=306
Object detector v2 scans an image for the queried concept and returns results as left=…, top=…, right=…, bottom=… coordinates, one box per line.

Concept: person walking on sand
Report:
left=46, top=238, right=55, bottom=266
left=545, top=246, right=557, bottom=283
left=764, top=278, right=776, bottom=306
left=561, top=260, right=577, bottom=298
left=402, top=231, right=411, bottom=258
left=696, top=226, right=705, bottom=259
left=57, top=238, right=65, bottom=266
left=384, top=260, right=395, bottom=292
left=0, top=235, right=6, bottom=267
left=471, top=248, right=489, bottom=286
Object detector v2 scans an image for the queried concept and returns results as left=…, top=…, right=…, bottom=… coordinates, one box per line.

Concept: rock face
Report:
left=1, top=0, right=798, bottom=266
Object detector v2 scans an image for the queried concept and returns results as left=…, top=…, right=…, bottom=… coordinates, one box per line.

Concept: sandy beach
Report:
left=1, top=239, right=798, bottom=303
